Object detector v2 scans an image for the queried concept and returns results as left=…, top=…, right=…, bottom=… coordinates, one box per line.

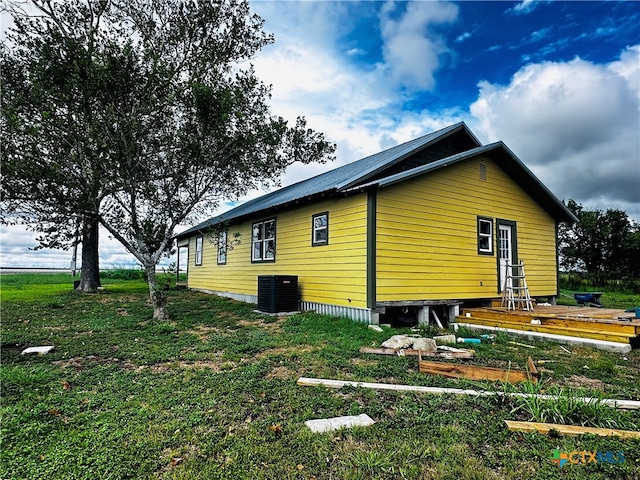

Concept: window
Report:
left=217, top=230, right=227, bottom=265
left=312, top=212, right=329, bottom=246
left=477, top=217, right=493, bottom=255
left=195, top=236, right=203, bottom=266
left=252, top=219, right=276, bottom=262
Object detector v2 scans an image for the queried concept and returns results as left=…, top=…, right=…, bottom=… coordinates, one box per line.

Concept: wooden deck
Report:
left=456, top=305, right=640, bottom=348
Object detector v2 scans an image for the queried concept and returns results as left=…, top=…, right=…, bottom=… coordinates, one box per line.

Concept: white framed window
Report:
left=477, top=217, right=493, bottom=255
left=252, top=219, right=276, bottom=262
left=195, top=235, right=203, bottom=266
left=312, top=212, right=328, bottom=246
left=217, top=230, right=227, bottom=265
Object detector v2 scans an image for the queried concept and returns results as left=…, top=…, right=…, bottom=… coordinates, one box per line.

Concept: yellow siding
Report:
left=187, top=195, right=369, bottom=308
left=376, top=156, right=558, bottom=302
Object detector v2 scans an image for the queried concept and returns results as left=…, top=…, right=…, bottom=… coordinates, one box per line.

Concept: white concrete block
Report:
left=412, top=338, right=437, bottom=352
left=21, top=346, right=55, bottom=355
left=305, top=414, right=375, bottom=433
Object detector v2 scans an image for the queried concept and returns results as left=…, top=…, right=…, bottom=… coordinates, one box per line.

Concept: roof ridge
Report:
left=176, top=122, right=476, bottom=237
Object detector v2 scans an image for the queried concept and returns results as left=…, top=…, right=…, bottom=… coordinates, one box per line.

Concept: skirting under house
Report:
left=299, top=301, right=373, bottom=323
left=191, top=288, right=375, bottom=323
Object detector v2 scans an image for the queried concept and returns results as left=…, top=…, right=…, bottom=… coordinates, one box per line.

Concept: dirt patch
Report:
left=351, top=358, right=377, bottom=367
left=185, top=325, right=220, bottom=342
left=254, top=344, right=317, bottom=359
left=562, top=374, right=607, bottom=390
left=265, top=365, right=305, bottom=380
left=141, top=360, right=235, bottom=373
left=54, top=351, right=239, bottom=373
left=53, top=355, right=136, bottom=371
left=238, top=317, right=285, bottom=332
left=158, top=444, right=200, bottom=474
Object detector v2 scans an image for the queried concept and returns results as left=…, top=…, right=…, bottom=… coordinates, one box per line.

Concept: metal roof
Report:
left=177, top=122, right=474, bottom=238
left=176, top=122, right=575, bottom=239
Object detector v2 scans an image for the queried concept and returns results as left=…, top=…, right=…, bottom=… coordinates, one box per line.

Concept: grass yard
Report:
left=1, top=275, right=639, bottom=479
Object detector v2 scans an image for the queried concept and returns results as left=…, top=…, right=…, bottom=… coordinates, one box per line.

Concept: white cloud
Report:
left=377, top=0, right=459, bottom=91
left=346, top=48, right=366, bottom=56
left=455, top=31, right=472, bottom=43
left=529, top=27, right=552, bottom=43
left=470, top=46, right=640, bottom=219
left=509, top=0, right=540, bottom=15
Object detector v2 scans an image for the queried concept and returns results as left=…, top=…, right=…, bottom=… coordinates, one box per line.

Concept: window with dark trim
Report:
left=217, top=230, right=227, bottom=265
left=252, top=219, right=276, bottom=262
left=477, top=217, right=493, bottom=255
left=312, top=212, right=329, bottom=246
left=195, top=235, right=203, bottom=266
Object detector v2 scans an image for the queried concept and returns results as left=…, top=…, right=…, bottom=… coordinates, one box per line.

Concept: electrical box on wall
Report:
left=257, top=275, right=299, bottom=313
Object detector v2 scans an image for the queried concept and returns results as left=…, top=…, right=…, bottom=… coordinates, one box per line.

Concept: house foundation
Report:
left=376, top=301, right=462, bottom=328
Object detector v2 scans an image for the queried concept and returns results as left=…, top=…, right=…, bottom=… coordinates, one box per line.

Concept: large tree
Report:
left=1, top=0, right=336, bottom=318
left=1, top=1, right=118, bottom=290
left=558, top=199, right=640, bottom=282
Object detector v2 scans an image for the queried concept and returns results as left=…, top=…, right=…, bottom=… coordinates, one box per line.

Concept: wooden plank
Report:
left=296, top=377, right=640, bottom=409
left=359, top=347, right=474, bottom=359
left=504, top=420, right=640, bottom=440
left=418, top=358, right=536, bottom=384
left=462, top=308, right=639, bottom=331
left=461, top=318, right=639, bottom=341
left=465, top=307, right=639, bottom=326
left=455, top=322, right=633, bottom=354
left=507, top=315, right=638, bottom=334
left=457, top=316, right=636, bottom=343
left=458, top=316, right=627, bottom=340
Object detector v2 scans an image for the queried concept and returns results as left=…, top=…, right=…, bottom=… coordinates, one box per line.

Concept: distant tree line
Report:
left=558, top=200, right=640, bottom=289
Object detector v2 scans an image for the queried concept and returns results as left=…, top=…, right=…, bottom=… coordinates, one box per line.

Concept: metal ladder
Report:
left=501, top=261, right=534, bottom=311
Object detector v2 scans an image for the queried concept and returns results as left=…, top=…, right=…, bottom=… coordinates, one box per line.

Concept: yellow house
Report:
left=175, top=123, right=576, bottom=325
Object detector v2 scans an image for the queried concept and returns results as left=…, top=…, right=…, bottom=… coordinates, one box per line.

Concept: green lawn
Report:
left=1, top=275, right=639, bottom=479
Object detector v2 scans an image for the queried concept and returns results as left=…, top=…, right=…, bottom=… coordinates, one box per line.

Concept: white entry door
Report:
left=498, top=224, right=513, bottom=292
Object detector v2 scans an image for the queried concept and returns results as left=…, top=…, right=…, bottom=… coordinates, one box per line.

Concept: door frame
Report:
left=496, top=219, right=518, bottom=293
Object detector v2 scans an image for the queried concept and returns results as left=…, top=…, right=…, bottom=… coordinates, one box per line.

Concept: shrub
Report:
left=100, top=267, right=145, bottom=280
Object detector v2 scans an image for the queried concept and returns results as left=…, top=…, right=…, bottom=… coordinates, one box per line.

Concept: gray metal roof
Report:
left=177, top=122, right=575, bottom=239
left=177, top=122, right=475, bottom=238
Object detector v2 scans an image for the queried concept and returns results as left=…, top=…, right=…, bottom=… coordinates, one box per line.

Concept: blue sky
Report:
left=1, top=0, right=639, bottom=269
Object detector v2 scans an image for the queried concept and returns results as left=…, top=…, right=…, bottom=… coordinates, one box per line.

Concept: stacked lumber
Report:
left=456, top=307, right=640, bottom=347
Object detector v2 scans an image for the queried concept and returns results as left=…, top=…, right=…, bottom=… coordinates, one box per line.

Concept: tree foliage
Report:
left=1, top=0, right=336, bottom=318
left=558, top=199, right=640, bottom=283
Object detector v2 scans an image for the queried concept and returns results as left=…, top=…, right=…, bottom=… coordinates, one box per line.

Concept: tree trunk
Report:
left=145, top=263, right=169, bottom=320
left=77, top=216, right=101, bottom=292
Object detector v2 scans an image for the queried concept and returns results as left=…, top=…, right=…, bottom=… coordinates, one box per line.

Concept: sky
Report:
left=1, top=0, right=639, bottom=269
